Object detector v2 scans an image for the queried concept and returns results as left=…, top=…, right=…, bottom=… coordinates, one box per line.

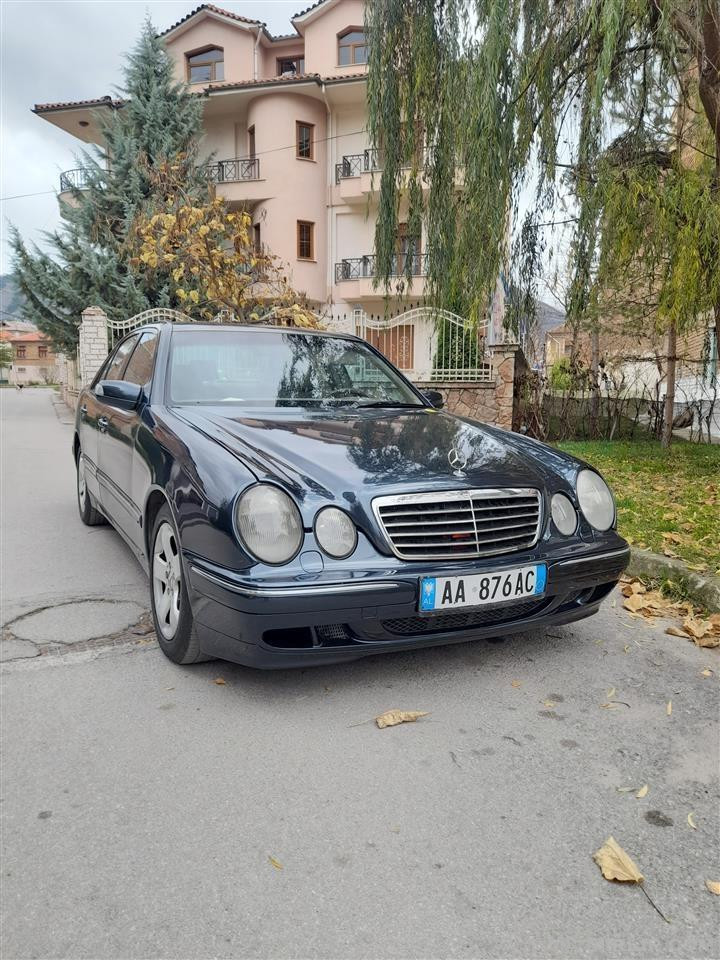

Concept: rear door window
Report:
left=122, top=331, right=159, bottom=386
left=104, top=335, right=140, bottom=380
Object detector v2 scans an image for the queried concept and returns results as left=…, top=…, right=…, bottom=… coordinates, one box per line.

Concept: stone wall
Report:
left=415, top=344, right=522, bottom=430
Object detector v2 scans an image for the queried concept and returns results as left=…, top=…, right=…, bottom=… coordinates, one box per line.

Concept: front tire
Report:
left=76, top=452, right=105, bottom=526
left=150, top=504, right=212, bottom=664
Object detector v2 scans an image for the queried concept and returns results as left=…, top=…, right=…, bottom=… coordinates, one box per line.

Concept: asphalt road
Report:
left=2, top=389, right=719, bottom=960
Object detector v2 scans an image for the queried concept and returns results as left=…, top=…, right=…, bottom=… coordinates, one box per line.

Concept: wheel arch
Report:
left=143, top=487, right=173, bottom=562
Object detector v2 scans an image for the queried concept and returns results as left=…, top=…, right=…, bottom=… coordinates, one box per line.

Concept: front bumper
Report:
left=186, top=539, right=630, bottom=668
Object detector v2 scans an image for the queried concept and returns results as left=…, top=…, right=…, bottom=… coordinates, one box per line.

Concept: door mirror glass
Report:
left=96, top=379, right=143, bottom=407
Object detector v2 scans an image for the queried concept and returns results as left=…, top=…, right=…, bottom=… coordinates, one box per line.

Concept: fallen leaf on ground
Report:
left=685, top=562, right=708, bottom=572
left=666, top=625, right=689, bottom=638
left=616, top=786, right=639, bottom=793
left=683, top=617, right=710, bottom=640
left=706, top=880, right=720, bottom=895
left=661, top=531, right=683, bottom=544
left=663, top=549, right=679, bottom=559
left=636, top=785, right=649, bottom=799
left=666, top=700, right=672, bottom=716
left=701, top=668, right=714, bottom=678
left=624, top=644, right=632, bottom=654
left=607, top=687, right=616, bottom=698
left=593, top=837, right=644, bottom=883
left=511, top=680, right=522, bottom=688
left=695, top=633, right=720, bottom=649
left=624, top=594, right=647, bottom=613
left=542, top=699, right=557, bottom=708
left=687, top=812, right=697, bottom=830
left=214, top=677, right=227, bottom=685
left=375, top=709, right=429, bottom=729
left=268, top=856, right=283, bottom=870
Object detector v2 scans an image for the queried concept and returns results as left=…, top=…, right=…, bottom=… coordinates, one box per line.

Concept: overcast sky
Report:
left=0, top=0, right=302, bottom=276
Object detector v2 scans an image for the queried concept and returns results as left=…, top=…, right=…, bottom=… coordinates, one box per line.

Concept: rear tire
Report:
left=76, top=452, right=106, bottom=526
left=150, top=504, right=213, bottom=664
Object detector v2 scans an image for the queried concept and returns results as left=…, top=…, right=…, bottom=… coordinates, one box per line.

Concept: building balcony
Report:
left=205, top=157, right=260, bottom=183
left=334, top=150, right=380, bottom=203
left=334, top=253, right=428, bottom=300
left=204, top=157, right=270, bottom=204
left=59, top=168, right=88, bottom=192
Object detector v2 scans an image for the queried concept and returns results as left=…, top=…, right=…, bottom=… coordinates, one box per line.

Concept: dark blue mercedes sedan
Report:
left=73, top=322, right=629, bottom=668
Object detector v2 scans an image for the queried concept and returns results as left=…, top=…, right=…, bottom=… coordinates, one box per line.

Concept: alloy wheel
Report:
left=77, top=456, right=87, bottom=510
left=152, top=521, right=182, bottom=639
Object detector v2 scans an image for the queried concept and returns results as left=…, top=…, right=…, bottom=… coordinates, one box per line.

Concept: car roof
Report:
left=124, top=322, right=358, bottom=341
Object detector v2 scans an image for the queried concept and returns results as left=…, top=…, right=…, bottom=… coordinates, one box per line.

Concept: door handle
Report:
left=98, top=416, right=109, bottom=432
left=80, top=405, right=87, bottom=418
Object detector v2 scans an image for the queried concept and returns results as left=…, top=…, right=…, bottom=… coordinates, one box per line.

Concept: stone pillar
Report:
left=490, top=343, right=520, bottom=430
left=78, top=306, right=109, bottom=386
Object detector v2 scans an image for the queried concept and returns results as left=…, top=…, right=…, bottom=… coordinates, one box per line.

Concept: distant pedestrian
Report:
left=14, top=382, right=23, bottom=392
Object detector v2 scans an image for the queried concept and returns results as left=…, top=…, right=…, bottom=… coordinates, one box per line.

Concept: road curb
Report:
left=628, top=548, right=720, bottom=612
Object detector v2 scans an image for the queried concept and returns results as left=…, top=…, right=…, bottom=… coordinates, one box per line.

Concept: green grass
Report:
left=556, top=439, right=720, bottom=573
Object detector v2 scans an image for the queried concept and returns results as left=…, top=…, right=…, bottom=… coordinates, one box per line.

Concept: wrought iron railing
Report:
left=59, top=169, right=88, bottom=192
left=334, top=253, right=428, bottom=283
left=205, top=157, right=260, bottom=183
left=334, top=149, right=380, bottom=183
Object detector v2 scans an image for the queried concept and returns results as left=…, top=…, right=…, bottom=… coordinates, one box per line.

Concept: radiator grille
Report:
left=373, top=488, right=542, bottom=561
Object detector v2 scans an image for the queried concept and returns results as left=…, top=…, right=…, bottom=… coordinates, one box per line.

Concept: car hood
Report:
left=173, top=406, right=578, bottom=517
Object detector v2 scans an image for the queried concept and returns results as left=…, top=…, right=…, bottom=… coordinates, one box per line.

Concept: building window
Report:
left=338, top=29, right=367, bottom=66
left=38, top=345, right=48, bottom=358
left=296, top=122, right=314, bottom=160
left=278, top=56, right=305, bottom=76
left=187, top=47, right=224, bottom=83
left=16, top=345, right=26, bottom=359
left=248, top=125, right=256, bottom=158
left=253, top=223, right=261, bottom=252
left=297, top=221, right=314, bottom=260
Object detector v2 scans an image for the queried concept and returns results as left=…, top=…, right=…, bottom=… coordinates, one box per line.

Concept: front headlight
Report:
left=314, top=507, right=357, bottom=559
left=576, top=469, right=615, bottom=531
left=235, top=484, right=303, bottom=564
left=551, top=492, right=577, bottom=536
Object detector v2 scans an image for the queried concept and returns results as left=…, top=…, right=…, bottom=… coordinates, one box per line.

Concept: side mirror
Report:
left=423, top=389, right=445, bottom=410
left=96, top=379, right=142, bottom=408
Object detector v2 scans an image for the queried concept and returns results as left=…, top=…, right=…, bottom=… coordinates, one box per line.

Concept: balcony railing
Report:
left=334, top=253, right=428, bottom=283
left=334, top=149, right=379, bottom=183
left=59, top=168, right=89, bottom=192
left=206, top=157, right=260, bottom=183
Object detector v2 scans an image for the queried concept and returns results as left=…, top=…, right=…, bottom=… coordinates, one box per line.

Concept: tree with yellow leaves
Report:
left=129, top=160, right=319, bottom=328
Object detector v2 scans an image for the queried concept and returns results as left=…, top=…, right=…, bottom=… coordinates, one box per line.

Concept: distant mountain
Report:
left=0, top=274, right=29, bottom=325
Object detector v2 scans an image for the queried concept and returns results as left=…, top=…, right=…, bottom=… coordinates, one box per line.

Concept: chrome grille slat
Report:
left=373, top=487, right=542, bottom=561
left=391, top=519, right=537, bottom=540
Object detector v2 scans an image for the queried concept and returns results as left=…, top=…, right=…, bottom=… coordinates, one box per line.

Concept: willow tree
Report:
left=366, top=0, right=720, bottom=442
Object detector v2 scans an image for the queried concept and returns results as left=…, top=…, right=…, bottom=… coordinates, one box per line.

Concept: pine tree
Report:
left=11, top=19, right=206, bottom=352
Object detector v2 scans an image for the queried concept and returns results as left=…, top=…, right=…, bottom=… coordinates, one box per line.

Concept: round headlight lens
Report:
left=314, top=507, right=357, bottom=559
left=235, top=484, right=303, bottom=564
left=576, top=469, right=615, bottom=531
left=551, top=493, right=577, bottom=536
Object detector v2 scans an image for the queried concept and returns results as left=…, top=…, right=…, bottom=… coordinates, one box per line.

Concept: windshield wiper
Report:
left=352, top=400, right=425, bottom=409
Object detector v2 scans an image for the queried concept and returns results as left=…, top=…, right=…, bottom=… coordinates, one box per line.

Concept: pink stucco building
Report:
left=34, top=0, right=429, bottom=332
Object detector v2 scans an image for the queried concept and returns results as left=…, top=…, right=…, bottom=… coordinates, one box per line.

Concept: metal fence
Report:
left=352, top=308, right=492, bottom=383
left=205, top=158, right=260, bottom=183
left=106, top=308, right=193, bottom=349
left=335, top=253, right=428, bottom=283
left=59, top=169, right=88, bottom=192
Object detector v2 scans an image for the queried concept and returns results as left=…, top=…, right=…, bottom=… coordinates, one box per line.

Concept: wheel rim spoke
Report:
left=153, top=521, right=181, bottom=640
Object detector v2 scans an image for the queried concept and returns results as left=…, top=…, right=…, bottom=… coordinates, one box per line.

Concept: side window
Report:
left=123, top=331, right=159, bottom=386
left=104, top=335, right=140, bottom=381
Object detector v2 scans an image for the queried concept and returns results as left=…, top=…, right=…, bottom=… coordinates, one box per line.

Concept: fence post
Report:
left=490, top=343, right=520, bottom=430
left=78, top=306, right=109, bottom=386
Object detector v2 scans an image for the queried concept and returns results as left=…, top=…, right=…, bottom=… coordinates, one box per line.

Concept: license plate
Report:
left=419, top=564, right=547, bottom=613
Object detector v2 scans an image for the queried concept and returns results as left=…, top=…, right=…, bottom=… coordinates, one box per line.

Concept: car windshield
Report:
left=168, top=328, right=424, bottom=409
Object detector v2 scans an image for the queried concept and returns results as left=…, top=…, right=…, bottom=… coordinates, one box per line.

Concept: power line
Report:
left=0, top=127, right=370, bottom=203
